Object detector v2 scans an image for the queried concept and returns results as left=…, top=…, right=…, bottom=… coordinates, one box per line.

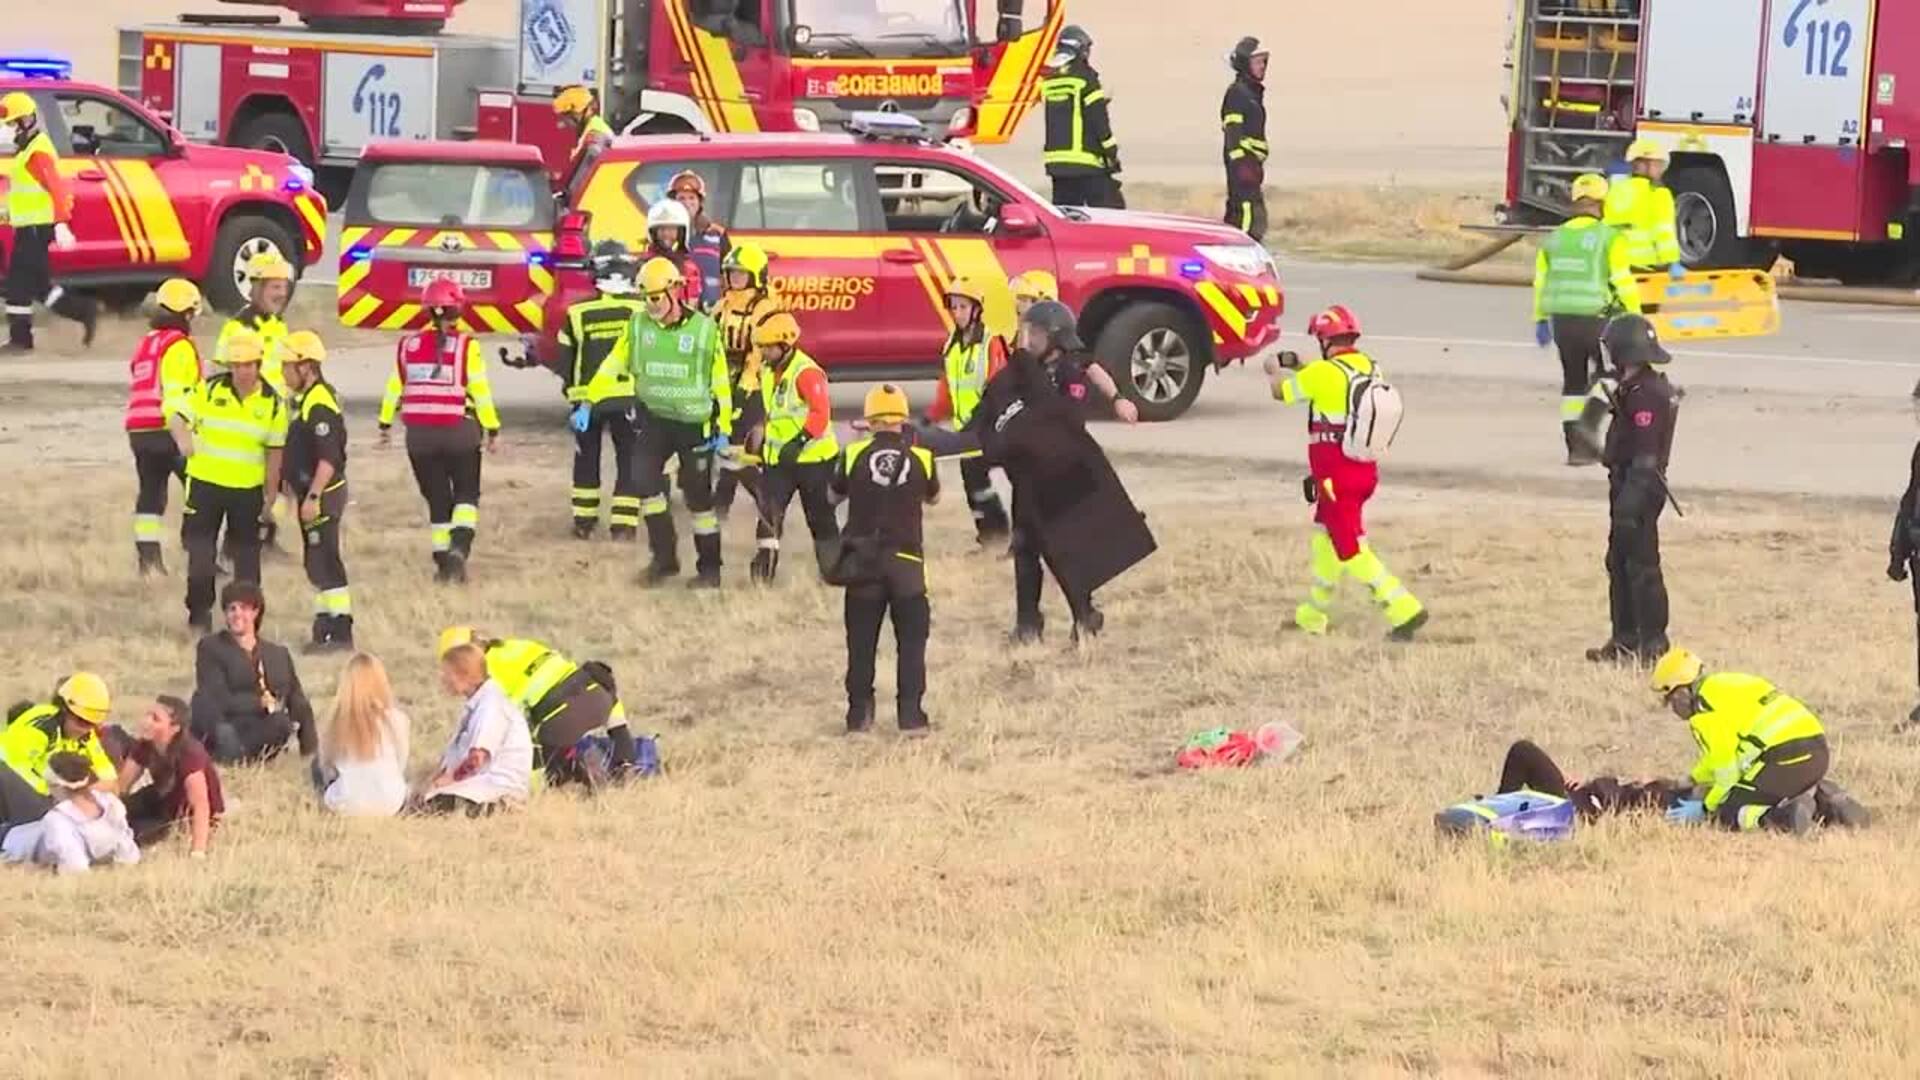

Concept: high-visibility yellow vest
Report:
left=942, top=333, right=991, bottom=427
left=761, top=350, right=839, bottom=464
left=0, top=703, right=117, bottom=797
left=181, top=374, right=288, bottom=489
left=484, top=638, right=578, bottom=721
left=219, top=311, right=290, bottom=396
left=6, top=130, right=58, bottom=227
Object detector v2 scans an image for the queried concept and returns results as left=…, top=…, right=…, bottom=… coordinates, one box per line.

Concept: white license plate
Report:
left=408, top=268, right=493, bottom=291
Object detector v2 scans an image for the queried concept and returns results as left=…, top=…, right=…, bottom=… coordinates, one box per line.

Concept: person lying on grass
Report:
left=1494, top=738, right=1685, bottom=819
left=2, top=752, right=141, bottom=874
left=113, top=695, right=222, bottom=858
left=412, top=643, right=532, bottom=818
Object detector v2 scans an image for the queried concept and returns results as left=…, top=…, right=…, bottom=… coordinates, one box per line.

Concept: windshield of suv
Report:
left=787, top=0, right=969, bottom=55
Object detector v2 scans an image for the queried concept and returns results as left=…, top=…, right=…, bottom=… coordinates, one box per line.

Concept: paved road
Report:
left=14, top=260, right=1920, bottom=501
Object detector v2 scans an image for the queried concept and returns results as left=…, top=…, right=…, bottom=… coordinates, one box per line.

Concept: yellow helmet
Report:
left=1569, top=173, right=1610, bottom=203
left=0, top=92, right=35, bottom=123
left=1625, top=137, right=1669, bottom=164
left=1650, top=647, right=1704, bottom=694
left=722, top=243, right=770, bottom=289
left=282, top=329, right=327, bottom=365
left=437, top=625, right=477, bottom=659
left=752, top=311, right=802, bottom=348
left=56, top=672, right=111, bottom=725
left=1010, top=270, right=1059, bottom=303
left=945, top=274, right=990, bottom=307
left=218, top=329, right=266, bottom=367
left=553, top=85, right=595, bottom=118
left=864, top=383, right=910, bottom=422
left=245, top=250, right=294, bottom=282
left=154, top=278, right=203, bottom=316
left=638, top=256, right=685, bottom=297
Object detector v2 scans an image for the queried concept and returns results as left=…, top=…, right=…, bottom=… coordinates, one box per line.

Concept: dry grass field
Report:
left=1, top=384, right=1918, bottom=1076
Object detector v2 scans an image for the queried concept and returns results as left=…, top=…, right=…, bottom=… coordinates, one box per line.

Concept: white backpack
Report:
left=1330, top=357, right=1404, bottom=462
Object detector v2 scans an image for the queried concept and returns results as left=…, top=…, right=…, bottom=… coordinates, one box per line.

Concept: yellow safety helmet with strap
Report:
left=638, top=256, right=685, bottom=297
left=282, top=329, right=327, bottom=365
left=554, top=85, right=595, bottom=118
left=1009, top=269, right=1059, bottom=303
left=217, top=328, right=266, bottom=366
left=945, top=274, right=990, bottom=307
left=752, top=311, right=802, bottom=348
left=154, top=278, right=203, bottom=316
left=245, top=250, right=294, bottom=282
left=1650, top=647, right=1704, bottom=694
left=1569, top=173, right=1610, bottom=203
left=864, top=383, right=910, bottom=422
left=722, top=243, right=769, bottom=289
left=0, top=91, right=35, bottom=123
left=1625, top=137, right=1668, bottom=164
left=437, top=625, right=477, bottom=659
left=56, top=672, right=111, bottom=725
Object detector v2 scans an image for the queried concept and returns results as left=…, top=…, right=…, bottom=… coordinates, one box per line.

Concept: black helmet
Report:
left=1230, top=36, right=1268, bottom=76
left=1603, top=314, right=1671, bottom=368
left=1051, top=25, right=1092, bottom=64
left=1019, top=299, right=1083, bottom=352
left=590, top=239, right=638, bottom=292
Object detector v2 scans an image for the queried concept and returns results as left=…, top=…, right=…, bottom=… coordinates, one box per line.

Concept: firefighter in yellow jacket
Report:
left=1605, top=139, right=1683, bottom=275
left=1648, top=648, right=1867, bottom=833
left=1533, top=172, right=1640, bottom=465
left=125, top=279, right=206, bottom=575
left=217, top=250, right=294, bottom=394
left=437, top=627, right=640, bottom=790
left=555, top=85, right=615, bottom=196
left=711, top=242, right=782, bottom=520
left=0, top=674, right=116, bottom=830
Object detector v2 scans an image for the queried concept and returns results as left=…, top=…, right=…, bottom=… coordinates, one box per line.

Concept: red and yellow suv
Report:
left=0, top=59, right=327, bottom=313
left=342, top=115, right=1283, bottom=420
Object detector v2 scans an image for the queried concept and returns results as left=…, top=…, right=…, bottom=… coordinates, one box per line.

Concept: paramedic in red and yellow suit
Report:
left=1265, top=304, right=1427, bottom=641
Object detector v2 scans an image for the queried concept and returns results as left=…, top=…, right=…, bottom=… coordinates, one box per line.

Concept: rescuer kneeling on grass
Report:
left=0, top=674, right=117, bottom=835
left=1532, top=172, right=1639, bottom=466
left=436, top=627, right=638, bottom=790
left=1650, top=647, right=1868, bottom=833
left=831, top=384, right=940, bottom=735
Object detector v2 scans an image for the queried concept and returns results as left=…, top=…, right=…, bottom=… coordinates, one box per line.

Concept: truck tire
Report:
left=1666, top=165, right=1765, bottom=270
left=230, top=111, right=315, bottom=171
left=205, top=215, right=299, bottom=314
left=1095, top=302, right=1208, bottom=423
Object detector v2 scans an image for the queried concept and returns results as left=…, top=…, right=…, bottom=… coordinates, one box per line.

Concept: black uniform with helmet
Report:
left=1221, top=36, right=1272, bottom=242
left=1039, top=26, right=1125, bottom=209
left=1589, top=315, right=1678, bottom=665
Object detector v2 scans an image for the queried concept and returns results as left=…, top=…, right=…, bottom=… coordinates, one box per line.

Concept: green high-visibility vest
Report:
left=761, top=351, right=839, bottom=464
left=1539, top=220, right=1615, bottom=317
left=627, top=311, right=718, bottom=424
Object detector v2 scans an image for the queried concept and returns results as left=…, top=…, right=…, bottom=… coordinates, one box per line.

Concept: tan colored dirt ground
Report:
left=41, top=0, right=1510, bottom=186
left=0, top=386, right=1916, bottom=1073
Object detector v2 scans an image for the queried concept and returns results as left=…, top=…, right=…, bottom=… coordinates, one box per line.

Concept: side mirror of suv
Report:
left=998, top=203, right=1043, bottom=236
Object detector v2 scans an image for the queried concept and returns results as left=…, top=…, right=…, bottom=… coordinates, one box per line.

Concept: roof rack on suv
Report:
left=844, top=111, right=931, bottom=144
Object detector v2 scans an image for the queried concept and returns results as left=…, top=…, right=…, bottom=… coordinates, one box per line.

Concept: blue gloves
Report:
left=1668, top=262, right=1687, bottom=281
left=568, top=403, right=591, bottom=433
left=704, top=432, right=731, bottom=454
left=1534, top=320, right=1552, bottom=348
left=1665, top=798, right=1707, bottom=824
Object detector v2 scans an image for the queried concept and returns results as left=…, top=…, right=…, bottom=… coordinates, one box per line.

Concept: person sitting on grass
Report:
left=414, top=643, right=532, bottom=817
left=115, top=695, right=222, bottom=857
left=1, top=752, right=141, bottom=874
left=314, top=653, right=411, bottom=818
left=191, top=580, right=317, bottom=764
left=0, top=673, right=118, bottom=835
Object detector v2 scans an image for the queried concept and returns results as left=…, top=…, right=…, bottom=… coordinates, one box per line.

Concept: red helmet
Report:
left=1306, top=304, right=1362, bottom=343
left=422, top=278, right=467, bottom=309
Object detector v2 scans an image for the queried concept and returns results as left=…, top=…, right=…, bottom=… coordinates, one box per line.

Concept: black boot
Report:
left=897, top=700, right=930, bottom=736
left=812, top=538, right=840, bottom=582
left=1763, top=793, right=1816, bottom=836
left=4, top=313, right=32, bottom=352
left=845, top=699, right=875, bottom=734
left=432, top=551, right=451, bottom=582
left=443, top=551, right=468, bottom=584
left=1562, top=422, right=1601, bottom=467
left=642, top=514, right=680, bottom=584
left=751, top=548, right=778, bottom=584
left=609, top=525, right=636, bottom=542
left=1813, top=779, right=1870, bottom=828
left=1070, top=606, right=1105, bottom=645
left=689, top=532, right=722, bottom=588
left=187, top=609, right=212, bottom=634
left=1585, top=640, right=1636, bottom=664
left=1009, top=618, right=1044, bottom=645
left=571, top=519, right=596, bottom=540
left=136, top=543, right=166, bottom=577
left=310, top=614, right=330, bottom=649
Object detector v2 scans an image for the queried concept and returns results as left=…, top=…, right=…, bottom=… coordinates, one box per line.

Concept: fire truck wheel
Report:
left=230, top=111, right=315, bottom=171
left=1095, top=301, right=1208, bottom=423
left=206, top=216, right=298, bottom=314
left=1667, top=165, right=1763, bottom=270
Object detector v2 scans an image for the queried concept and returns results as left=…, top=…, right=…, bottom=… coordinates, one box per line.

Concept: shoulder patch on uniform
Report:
left=314, top=421, right=331, bottom=437
left=1633, top=410, right=1654, bottom=428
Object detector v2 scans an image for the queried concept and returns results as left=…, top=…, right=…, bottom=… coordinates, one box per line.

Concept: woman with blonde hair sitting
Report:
left=314, top=654, right=411, bottom=817
left=415, top=642, right=532, bottom=816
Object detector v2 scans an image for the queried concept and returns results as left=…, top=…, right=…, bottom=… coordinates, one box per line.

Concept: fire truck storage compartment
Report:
left=1760, top=0, right=1872, bottom=147
left=1873, top=0, right=1920, bottom=182
left=1513, top=0, right=1641, bottom=213
left=516, top=0, right=607, bottom=95
left=1640, top=0, right=1761, bottom=124
left=318, top=36, right=514, bottom=160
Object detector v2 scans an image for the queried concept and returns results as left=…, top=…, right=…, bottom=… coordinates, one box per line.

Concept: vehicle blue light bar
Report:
left=0, top=56, right=73, bottom=80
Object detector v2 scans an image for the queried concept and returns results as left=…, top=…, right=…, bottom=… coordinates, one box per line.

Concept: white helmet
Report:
left=646, top=198, right=691, bottom=235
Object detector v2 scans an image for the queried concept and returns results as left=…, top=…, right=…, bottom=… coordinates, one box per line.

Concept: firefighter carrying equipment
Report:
left=1010, top=270, right=1059, bottom=304
left=155, top=278, right=203, bottom=316
left=639, top=256, right=685, bottom=298
left=865, top=383, right=911, bottom=422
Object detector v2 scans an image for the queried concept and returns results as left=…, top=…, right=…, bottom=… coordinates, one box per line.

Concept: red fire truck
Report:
left=1502, top=0, right=1920, bottom=282
left=119, top=0, right=1063, bottom=194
